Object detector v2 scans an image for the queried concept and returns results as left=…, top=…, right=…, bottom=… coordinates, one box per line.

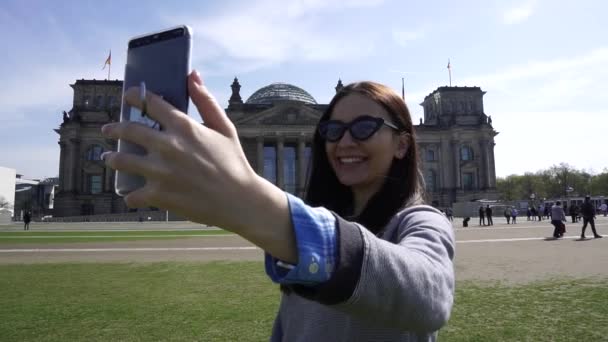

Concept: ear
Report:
left=394, top=133, right=409, bottom=159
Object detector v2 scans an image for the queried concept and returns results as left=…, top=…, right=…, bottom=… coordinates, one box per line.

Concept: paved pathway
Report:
left=2, top=216, right=607, bottom=284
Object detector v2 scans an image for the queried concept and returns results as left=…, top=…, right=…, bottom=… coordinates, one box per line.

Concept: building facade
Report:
left=54, top=78, right=498, bottom=217
left=53, top=79, right=128, bottom=217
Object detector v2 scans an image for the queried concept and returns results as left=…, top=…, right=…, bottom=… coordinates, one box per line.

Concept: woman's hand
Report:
left=100, top=71, right=296, bottom=263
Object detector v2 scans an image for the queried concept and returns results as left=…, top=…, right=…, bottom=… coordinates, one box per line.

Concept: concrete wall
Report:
left=0, top=166, right=16, bottom=223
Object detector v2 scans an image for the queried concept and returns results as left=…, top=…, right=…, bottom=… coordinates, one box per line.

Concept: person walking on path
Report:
left=600, top=202, right=607, bottom=217
left=478, top=206, right=486, bottom=226
left=537, top=204, right=544, bottom=221
left=445, top=207, right=454, bottom=221
left=504, top=207, right=511, bottom=224
left=569, top=204, right=578, bottom=223
left=580, top=196, right=602, bottom=239
left=23, top=211, right=31, bottom=231
left=550, top=201, right=567, bottom=238
left=511, top=207, right=518, bottom=224
left=485, top=205, right=493, bottom=226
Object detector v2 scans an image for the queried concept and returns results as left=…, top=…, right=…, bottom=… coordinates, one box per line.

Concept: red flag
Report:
left=102, top=50, right=111, bottom=70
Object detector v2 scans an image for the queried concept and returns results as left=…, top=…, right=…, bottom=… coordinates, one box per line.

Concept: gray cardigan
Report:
left=271, top=205, right=455, bottom=341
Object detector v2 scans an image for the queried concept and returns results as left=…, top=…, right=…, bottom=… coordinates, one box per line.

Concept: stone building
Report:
left=53, top=79, right=127, bottom=217
left=53, top=78, right=498, bottom=217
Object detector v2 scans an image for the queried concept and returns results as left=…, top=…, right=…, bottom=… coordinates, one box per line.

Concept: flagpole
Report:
left=447, top=59, right=452, bottom=87
left=401, top=77, right=405, bottom=102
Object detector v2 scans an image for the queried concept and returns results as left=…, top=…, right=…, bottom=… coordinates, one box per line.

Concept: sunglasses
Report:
left=318, top=115, right=401, bottom=142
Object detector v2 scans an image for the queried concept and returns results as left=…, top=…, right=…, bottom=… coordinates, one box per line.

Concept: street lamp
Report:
left=565, top=186, right=574, bottom=207
left=530, top=193, right=536, bottom=206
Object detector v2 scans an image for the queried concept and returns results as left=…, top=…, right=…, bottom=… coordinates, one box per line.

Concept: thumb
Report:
left=188, top=70, right=237, bottom=137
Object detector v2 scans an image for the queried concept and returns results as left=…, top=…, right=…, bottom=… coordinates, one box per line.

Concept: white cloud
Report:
left=457, top=47, right=608, bottom=112
left=163, top=0, right=384, bottom=75
left=392, top=29, right=425, bottom=47
left=503, top=1, right=536, bottom=24
left=492, top=110, right=607, bottom=177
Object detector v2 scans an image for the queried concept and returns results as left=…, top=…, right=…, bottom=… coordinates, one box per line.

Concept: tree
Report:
left=0, top=196, right=12, bottom=210
left=497, top=165, right=608, bottom=201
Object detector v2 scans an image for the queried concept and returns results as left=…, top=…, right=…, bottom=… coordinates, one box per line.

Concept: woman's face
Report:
left=325, top=93, right=407, bottom=195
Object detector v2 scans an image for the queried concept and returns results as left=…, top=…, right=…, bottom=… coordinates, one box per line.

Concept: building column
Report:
left=277, top=138, right=284, bottom=189
left=488, top=141, right=497, bottom=188
left=297, top=139, right=307, bottom=197
left=437, top=144, right=444, bottom=192
left=452, top=141, right=461, bottom=189
left=256, top=137, right=264, bottom=176
left=58, top=142, right=66, bottom=192
left=484, top=140, right=491, bottom=189
left=478, top=140, right=487, bottom=190
left=70, top=138, right=81, bottom=193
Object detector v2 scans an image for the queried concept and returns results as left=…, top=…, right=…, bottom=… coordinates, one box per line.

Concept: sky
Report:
left=1, top=0, right=607, bottom=180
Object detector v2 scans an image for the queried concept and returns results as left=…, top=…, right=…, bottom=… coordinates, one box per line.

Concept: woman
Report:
left=551, top=201, right=567, bottom=238
left=101, top=71, right=454, bottom=340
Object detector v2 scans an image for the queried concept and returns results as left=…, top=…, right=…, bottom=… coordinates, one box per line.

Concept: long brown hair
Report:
left=305, top=81, right=425, bottom=233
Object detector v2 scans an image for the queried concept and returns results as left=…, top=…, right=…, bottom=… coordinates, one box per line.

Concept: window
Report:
left=88, top=175, right=103, bottom=194
left=263, top=145, right=277, bottom=184
left=283, top=145, right=297, bottom=194
left=460, top=146, right=473, bottom=161
left=83, top=96, right=90, bottom=108
left=86, top=145, right=104, bottom=161
left=426, top=170, right=437, bottom=192
left=463, top=172, right=474, bottom=190
left=304, top=145, right=312, bottom=178
left=425, top=149, right=435, bottom=162
left=81, top=203, right=94, bottom=215
left=95, top=95, right=104, bottom=108
left=108, top=96, right=116, bottom=108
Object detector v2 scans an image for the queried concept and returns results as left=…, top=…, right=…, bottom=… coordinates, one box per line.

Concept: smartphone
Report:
left=115, top=26, right=192, bottom=196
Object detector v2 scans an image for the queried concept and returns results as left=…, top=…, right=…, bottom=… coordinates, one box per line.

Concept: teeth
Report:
left=339, top=157, right=364, bottom=164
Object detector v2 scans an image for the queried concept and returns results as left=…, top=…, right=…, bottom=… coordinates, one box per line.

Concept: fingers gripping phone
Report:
left=115, top=26, right=192, bottom=196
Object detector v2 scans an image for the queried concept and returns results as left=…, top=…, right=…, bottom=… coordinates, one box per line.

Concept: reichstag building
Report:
left=53, top=78, right=498, bottom=217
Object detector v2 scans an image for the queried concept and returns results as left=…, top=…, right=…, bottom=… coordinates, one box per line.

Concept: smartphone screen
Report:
left=115, top=26, right=192, bottom=196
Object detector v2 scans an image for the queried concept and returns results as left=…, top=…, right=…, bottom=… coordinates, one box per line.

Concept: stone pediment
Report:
left=234, top=104, right=322, bottom=126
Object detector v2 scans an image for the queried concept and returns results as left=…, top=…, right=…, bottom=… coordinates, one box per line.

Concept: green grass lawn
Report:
left=0, top=262, right=607, bottom=341
left=0, top=230, right=232, bottom=244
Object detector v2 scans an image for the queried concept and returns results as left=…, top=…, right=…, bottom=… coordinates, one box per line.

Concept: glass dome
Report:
left=246, top=83, right=317, bottom=105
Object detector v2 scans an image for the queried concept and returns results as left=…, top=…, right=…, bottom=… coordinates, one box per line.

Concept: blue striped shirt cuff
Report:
left=265, top=193, right=338, bottom=285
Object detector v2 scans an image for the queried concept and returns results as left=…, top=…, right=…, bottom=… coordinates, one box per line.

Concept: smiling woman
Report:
left=100, top=71, right=454, bottom=340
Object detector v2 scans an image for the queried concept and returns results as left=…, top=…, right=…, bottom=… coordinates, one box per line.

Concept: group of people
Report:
left=550, top=196, right=603, bottom=239
left=478, top=205, right=494, bottom=225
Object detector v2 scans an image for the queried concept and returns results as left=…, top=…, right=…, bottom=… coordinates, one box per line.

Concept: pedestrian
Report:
left=485, top=205, right=493, bottom=226
left=580, top=196, right=602, bottom=239
left=600, top=202, right=607, bottom=217
left=511, top=207, right=518, bottom=224
left=101, top=75, right=455, bottom=340
left=550, top=201, right=567, bottom=238
left=446, top=207, right=454, bottom=221
left=23, top=211, right=31, bottom=231
left=531, top=206, right=537, bottom=221
left=537, top=204, right=544, bottom=221
left=569, top=204, right=578, bottom=223
left=504, top=207, right=511, bottom=224
left=478, top=205, right=486, bottom=226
